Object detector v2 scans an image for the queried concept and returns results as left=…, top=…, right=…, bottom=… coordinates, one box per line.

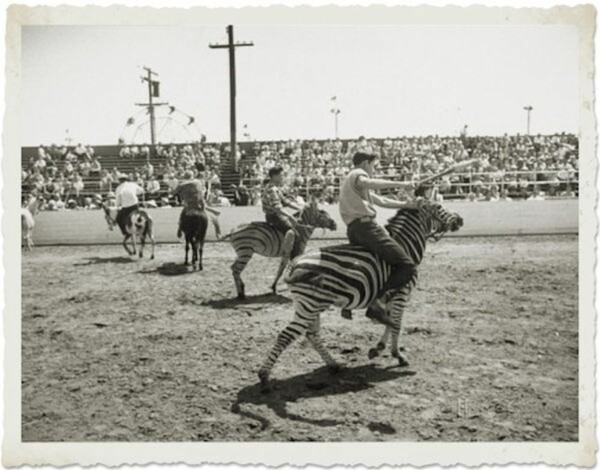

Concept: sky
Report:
left=21, top=25, right=579, bottom=145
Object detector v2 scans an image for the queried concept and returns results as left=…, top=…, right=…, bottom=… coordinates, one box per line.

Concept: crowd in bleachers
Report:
left=238, top=133, right=579, bottom=203
left=21, top=133, right=579, bottom=211
left=21, top=141, right=229, bottom=210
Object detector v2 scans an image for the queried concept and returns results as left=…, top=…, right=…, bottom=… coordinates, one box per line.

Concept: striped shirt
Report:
left=262, top=182, right=293, bottom=214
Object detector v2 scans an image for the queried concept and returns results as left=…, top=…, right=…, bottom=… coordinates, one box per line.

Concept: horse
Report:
left=21, top=196, right=39, bottom=250
left=180, top=207, right=209, bottom=270
left=103, top=205, right=155, bottom=259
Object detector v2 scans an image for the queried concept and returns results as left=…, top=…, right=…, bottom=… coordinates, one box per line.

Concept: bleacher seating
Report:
left=21, top=133, right=579, bottom=210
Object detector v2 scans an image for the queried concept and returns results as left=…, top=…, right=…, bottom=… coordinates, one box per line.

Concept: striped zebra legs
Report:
left=306, top=315, right=341, bottom=371
left=231, top=248, right=254, bottom=299
left=271, top=230, right=295, bottom=294
left=367, top=277, right=415, bottom=366
left=387, top=298, right=409, bottom=367
left=258, top=303, right=324, bottom=390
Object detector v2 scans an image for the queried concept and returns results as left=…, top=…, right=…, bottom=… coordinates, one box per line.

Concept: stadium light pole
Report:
left=523, top=106, right=533, bottom=135
left=330, top=97, right=341, bottom=139
left=209, top=25, right=254, bottom=173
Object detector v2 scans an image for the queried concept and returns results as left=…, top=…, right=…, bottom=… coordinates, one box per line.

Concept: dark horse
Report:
left=180, top=208, right=209, bottom=270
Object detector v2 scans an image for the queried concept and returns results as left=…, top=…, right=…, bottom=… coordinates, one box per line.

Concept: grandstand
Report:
left=21, top=132, right=579, bottom=210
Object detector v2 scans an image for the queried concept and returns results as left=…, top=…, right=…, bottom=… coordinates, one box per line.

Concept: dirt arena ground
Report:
left=22, top=235, right=578, bottom=442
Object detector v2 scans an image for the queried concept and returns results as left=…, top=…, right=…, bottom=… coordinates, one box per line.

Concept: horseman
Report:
left=262, top=166, right=303, bottom=262
left=339, top=152, right=422, bottom=326
left=174, top=170, right=221, bottom=239
left=114, top=173, right=144, bottom=235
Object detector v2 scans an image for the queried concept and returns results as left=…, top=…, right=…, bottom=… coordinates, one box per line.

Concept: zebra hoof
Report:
left=237, top=293, right=246, bottom=301
left=396, top=354, right=410, bottom=367
left=198, top=265, right=203, bottom=271
left=150, top=255, right=155, bottom=260
left=328, top=364, right=344, bottom=375
left=368, top=348, right=380, bottom=360
left=258, top=370, right=271, bottom=392
left=184, top=262, right=190, bottom=266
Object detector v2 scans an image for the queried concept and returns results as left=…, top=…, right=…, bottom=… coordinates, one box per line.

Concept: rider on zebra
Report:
left=339, top=151, right=422, bottom=326
left=115, top=174, right=144, bottom=235
left=262, top=166, right=303, bottom=261
left=174, top=170, right=221, bottom=239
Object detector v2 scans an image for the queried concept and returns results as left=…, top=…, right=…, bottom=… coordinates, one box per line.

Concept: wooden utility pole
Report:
left=135, top=66, right=168, bottom=156
left=209, top=25, right=254, bottom=172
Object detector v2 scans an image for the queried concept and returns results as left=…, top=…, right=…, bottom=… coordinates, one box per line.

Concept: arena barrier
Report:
left=30, top=199, right=578, bottom=246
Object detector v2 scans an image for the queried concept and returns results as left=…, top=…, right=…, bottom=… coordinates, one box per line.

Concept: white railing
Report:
left=238, top=170, right=579, bottom=200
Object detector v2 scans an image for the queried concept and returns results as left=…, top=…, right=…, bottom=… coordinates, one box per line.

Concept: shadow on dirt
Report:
left=138, top=262, right=196, bottom=276
left=231, top=364, right=415, bottom=430
left=74, top=256, right=135, bottom=266
left=202, top=293, right=292, bottom=310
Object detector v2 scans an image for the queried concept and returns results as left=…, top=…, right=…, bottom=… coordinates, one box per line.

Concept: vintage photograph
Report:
left=4, top=2, right=596, bottom=467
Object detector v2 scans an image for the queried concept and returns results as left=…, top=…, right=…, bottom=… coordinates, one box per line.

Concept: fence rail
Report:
left=23, top=169, right=579, bottom=207
left=238, top=169, right=579, bottom=200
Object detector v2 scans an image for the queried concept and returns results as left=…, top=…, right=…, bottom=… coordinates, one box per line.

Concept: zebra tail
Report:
left=220, top=230, right=234, bottom=241
left=220, top=224, right=251, bottom=241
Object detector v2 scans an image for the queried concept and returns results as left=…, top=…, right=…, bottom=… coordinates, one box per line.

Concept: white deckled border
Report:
left=2, top=3, right=596, bottom=467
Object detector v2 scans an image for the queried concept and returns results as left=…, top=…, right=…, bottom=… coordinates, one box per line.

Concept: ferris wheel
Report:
left=118, top=105, right=204, bottom=145
left=118, top=67, right=206, bottom=145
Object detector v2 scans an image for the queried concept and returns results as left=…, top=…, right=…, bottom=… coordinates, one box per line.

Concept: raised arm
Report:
left=281, top=192, right=302, bottom=212
left=356, top=175, right=413, bottom=191
left=371, top=192, right=424, bottom=210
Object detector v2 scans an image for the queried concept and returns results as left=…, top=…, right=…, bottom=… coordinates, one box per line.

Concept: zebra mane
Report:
left=386, top=200, right=450, bottom=242
left=293, top=203, right=317, bottom=223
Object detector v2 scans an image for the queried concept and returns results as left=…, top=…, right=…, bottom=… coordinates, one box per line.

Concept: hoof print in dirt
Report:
left=368, top=348, right=380, bottom=360
left=367, top=421, right=396, bottom=435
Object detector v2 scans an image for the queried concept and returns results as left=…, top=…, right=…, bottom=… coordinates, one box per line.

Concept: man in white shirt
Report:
left=339, top=152, right=420, bottom=326
left=115, top=174, right=144, bottom=234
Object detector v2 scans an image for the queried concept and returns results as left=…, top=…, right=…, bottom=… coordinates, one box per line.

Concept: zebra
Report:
left=257, top=200, right=463, bottom=390
left=223, top=198, right=337, bottom=299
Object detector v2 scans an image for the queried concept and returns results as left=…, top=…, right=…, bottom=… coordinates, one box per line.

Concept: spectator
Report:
left=164, top=172, right=179, bottom=195
left=21, top=132, right=579, bottom=210
left=70, top=173, right=85, bottom=201
left=119, top=146, right=131, bottom=159
left=97, top=170, right=110, bottom=192
left=73, top=143, right=84, bottom=157
left=146, top=176, right=161, bottom=197
left=90, top=157, right=102, bottom=176
left=231, top=183, right=250, bottom=206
